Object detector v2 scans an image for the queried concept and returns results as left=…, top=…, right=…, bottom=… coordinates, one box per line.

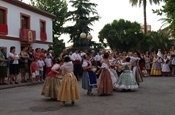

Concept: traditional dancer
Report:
left=150, top=53, right=162, bottom=76
left=116, top=57, right=138, bottom=91
left=109, top=53, right=118, bottom=80
left=130, top=52, right=143, bottom=86
left=162, top=55, right=170, bottom=76
left=72, top=49, right=82, bottom=81
left=97, top=53, right=113, bottom=96
left=82, top=53, right=97, bottom=96
left=41, top=58, right=62, bottom=99
left=57, top=56, right=79, bottom=106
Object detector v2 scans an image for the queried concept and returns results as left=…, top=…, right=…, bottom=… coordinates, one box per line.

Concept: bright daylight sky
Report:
left=24, top=0, right=165, bottom=47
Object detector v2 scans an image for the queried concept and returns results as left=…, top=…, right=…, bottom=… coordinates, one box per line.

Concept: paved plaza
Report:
left=0, top=77, right=175, bottom=115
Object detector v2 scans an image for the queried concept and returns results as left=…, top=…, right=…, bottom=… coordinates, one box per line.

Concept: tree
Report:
left=129, top=0, right=165, bottom=34
left=146, top=31, right=175, bottom=51
left=153, top=0, right=175, bottom=37
left=98, top=19, right=144, bottom=52
left=30, top=0, right=68, bottom=56
left=65, top=0, right=100, bottom=49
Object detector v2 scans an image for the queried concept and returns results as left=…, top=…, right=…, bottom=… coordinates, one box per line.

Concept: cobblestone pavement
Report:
left=0, top=77, right=175, bottom=115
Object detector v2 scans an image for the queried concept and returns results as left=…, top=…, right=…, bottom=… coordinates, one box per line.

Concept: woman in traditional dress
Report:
left=41, top=58, right=62, bottom=99
left=82, top=53, right=97, bottom=96
left=97, top=53, right=113, bottom=96
left=109, top=53, right=118, bottom=80
left=150, top=54, right=162, bottom=76
left=144, top=51, right=151, bottom=75
left=116, top=52, right=125, bottom=76
left=116, top=57, right=138, bottom=91
left=162, top=55, right=170, bottom=76
left=57, top=56, right=79, bottom=106
left=131, top=52, right=143, bottom=86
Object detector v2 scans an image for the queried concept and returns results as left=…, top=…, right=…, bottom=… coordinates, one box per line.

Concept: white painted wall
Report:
left=0, top=39, right=50, bottom=57
left=0, top=39, right=21, bottom=56
left=0, top=1, right=53, bottom=42
left=31, top=43, right=49, bottom=51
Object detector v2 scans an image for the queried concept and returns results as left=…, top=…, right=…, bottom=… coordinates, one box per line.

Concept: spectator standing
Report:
left=27, top=46, right=34, bottom=81
left=0, top=47, right=8, bottom=85
left=30, top=58, right=39, bottom=83
left=9, top=46, right=19, bottom=84
left=38, top=56, right=45, bottom=81
left=20, top=46, right=29, bottom=83
left=45, top=53, right=53, bottom=75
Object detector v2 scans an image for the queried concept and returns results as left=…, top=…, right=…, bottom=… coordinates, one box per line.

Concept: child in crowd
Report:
left=45, top=53, right=53, bottom=75
left=142, top=67, right=149, bottom=77
left=38, top=56, right=45, bottom=81
left=30, top=58, right=39, bottom=83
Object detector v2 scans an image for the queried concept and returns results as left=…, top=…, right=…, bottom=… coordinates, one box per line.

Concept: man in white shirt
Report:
left=72, top=50, right=82, bottom=81
left=94, top=51, right=103, bottom=67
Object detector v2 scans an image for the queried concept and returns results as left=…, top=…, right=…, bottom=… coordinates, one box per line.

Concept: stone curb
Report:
left=0, top=81, right=44, bottom=90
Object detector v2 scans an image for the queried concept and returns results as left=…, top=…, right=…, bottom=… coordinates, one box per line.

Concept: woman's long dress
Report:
left=57, top=61, right=80, bottom=101
left=131, top=57, right=143, bottom=85
left=97, top=63, right=113, bottom=95
left=116, top=62, right=138, bottom=90
left=41, top=64, right=62, bottom=99
left=82, top=60, right=97, bottom=90
left=162, top=59, right=170, bottom=73
left=150, top=57, right=162, bottom=76
left=109, top=58, right=118, bottom=81
left=144, top=56, right=151, bottom=71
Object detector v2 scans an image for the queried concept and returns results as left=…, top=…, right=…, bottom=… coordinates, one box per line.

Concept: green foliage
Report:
left=98, top=19, right=174, bottom=52
left=98, top=19, right=143, bottom=52
left=48, top=38, right=65, bottom=57
left=65, top=0, right=100, bottom=49
left=129, top=0, right=164, bottom=6
left=29, top=0, right=67, bottom=55
left=153, top=0, right=175, bottom=37
left=146, top=31, right=175, bottom=51
left=129, top=0, right=165, bottom=34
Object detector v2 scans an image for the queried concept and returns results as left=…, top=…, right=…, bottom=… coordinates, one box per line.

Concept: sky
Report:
left=24, top=0, right=165, bottom=47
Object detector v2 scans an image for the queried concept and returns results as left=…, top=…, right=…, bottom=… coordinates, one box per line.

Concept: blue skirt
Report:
left=82, top=71, right=97, bottom=90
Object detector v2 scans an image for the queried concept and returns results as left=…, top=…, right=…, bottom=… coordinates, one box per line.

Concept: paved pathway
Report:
left=0, top=77, right=175, bottom=115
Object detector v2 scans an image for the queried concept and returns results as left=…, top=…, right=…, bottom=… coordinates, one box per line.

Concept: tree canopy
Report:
left=153, top=0, right=175, bottom=37
left=29, top=0, right=68, bottom=56
left=98, top=19, right=143, bottom=51
left=98, top=19, right=174, bottom=52
left=129, top=0, right=165, bottom=34
left=65, top=0, right=100, bottom=49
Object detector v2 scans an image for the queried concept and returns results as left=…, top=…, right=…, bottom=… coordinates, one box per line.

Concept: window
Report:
left=0, top=9, right=6, bottom=24
left=40, top=19, right=47, bottom=40
left=20, top=14, right=30, bottom=29
left=40, top=20, right=46, bottom=33
left=0, top=6, right=8, bottom=34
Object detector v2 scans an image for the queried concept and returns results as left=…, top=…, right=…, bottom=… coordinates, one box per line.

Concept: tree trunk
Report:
left=143, top=0, right=147, bottom=34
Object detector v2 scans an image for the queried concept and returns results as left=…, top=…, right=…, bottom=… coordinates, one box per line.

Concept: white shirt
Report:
left=61, top=61, right=74, bottom=74
left=38, top=60, right=45, bottom=71
left=69, top=54, right=73, bottom=61
left=82, top=60, right=88, bottom=67
left=51, top=63, right=60, bottom=70
left=45, top=57, right=52, bottom=67
left=94, top=54, right=103, bottom=61
left=71, top=53, right=82, bottom=61
left=9, top=53, right=19, bottom=64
